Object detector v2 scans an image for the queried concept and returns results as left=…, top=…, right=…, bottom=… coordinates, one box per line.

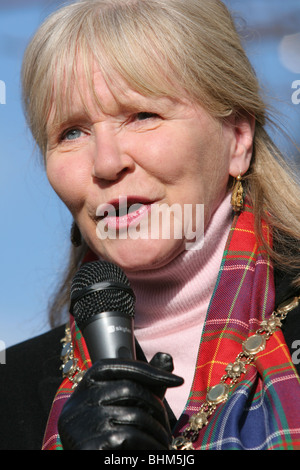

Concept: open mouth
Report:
left=96, top=197, right=153, bottom=230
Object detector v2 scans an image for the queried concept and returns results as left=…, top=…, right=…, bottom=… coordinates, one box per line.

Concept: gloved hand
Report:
left=58, top=353, right=183, bottom=450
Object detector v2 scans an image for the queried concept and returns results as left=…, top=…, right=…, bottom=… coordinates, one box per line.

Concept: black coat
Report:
left=0, top=270, right=299, bottom=450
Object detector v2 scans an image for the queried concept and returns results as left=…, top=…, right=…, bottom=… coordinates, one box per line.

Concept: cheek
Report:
left=46, top=158, right=87, bottom=210
left=182, top=129, right=231, bottom=207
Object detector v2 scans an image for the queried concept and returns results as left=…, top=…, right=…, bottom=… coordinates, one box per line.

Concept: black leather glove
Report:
left=58, top=353, right=183, bottom=450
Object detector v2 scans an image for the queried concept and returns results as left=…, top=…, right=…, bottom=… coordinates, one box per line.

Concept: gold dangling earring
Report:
left=70, top=221, right=82, bottom=247
left=231, top=172, right=244, bottom=213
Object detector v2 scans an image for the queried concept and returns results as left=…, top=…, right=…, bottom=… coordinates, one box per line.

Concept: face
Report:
left=46, top=63, right=253, bottom=272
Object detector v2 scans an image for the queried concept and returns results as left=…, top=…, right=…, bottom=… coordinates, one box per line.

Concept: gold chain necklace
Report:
left=171, top=295, right=300, bottom=450
left=60, top=324, right=86, bottom=388
left=59, top=296, right=299, bottom=451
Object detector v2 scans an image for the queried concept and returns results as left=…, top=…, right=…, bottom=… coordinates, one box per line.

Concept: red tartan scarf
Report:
left=42, top=204, right=300, bottom=450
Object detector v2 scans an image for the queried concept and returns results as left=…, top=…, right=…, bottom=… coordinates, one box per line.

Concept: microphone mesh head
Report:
left=70, top=260, right=135, bottom=330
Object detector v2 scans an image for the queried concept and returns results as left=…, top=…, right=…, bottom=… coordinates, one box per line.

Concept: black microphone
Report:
left=70, top=260, right=136, bottom=362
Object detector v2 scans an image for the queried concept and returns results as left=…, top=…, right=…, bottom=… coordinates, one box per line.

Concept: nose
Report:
left=92, top=123, right=135, bottom=182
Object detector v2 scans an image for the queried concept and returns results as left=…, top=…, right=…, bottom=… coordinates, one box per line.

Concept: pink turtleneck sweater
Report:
left=126, top=195, right=233, bottom=419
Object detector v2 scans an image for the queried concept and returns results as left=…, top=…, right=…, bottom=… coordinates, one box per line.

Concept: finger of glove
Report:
left=59, top=404, right=171, bottom=450
left=149, top=352, right=174, bottom=373
left=62, top=379, right=170, bottom=430
left=74, top=428, right=170, bottom=450
left=86, top=359, right=184, bottom=393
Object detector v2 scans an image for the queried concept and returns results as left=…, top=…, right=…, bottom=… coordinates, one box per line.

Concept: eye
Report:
left=134, top=112, right=160, bottom=121
left=128, top=112, right=162, bottom=129
left=61, top=128, right=83, bottom=141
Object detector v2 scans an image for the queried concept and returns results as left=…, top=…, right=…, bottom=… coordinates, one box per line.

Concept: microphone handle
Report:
left=81, top=311, right=136, bottom=362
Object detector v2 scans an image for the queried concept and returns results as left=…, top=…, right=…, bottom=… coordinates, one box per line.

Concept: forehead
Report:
left=47, top=58, right=184, bottom=128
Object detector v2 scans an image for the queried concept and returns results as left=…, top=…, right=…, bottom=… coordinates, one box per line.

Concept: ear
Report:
left=227, top=111, right=255, bottom=178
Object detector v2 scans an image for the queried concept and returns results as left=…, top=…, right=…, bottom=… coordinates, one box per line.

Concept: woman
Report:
left=2, top=0, right=300, bottom=450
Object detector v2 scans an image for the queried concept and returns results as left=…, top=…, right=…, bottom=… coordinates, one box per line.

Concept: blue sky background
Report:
left=1, top=0, right=300, bottom=348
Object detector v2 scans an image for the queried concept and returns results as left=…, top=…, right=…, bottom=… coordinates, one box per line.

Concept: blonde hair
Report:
left=21, top=0, right=300, bottom=326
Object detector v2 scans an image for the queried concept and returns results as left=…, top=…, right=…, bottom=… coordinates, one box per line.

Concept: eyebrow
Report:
left=46, top=93, right=179, bottom=138
left=47, top=110, right=91, bottom=136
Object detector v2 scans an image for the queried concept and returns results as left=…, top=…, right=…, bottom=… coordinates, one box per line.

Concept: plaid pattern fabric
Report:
left=42, top=319, right=92, bottom=450
left=173, top=204, right=300, bottom=449
left=42, top=204, right=300, bottom=450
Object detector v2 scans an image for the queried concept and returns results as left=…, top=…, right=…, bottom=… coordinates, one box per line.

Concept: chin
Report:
left=94, top=237, right=186, bottom=273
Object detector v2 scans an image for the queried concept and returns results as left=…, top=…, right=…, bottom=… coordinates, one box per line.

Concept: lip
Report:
left=96, top=196, right=154, bottom=230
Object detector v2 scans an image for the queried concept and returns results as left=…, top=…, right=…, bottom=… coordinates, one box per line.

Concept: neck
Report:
left=126, top=194, right=232, bottom=331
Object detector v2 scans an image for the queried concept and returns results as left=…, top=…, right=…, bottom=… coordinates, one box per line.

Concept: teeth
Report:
left=98, top=201, right=146, bottom=219
left=128, top=203, right=143, bottom=214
